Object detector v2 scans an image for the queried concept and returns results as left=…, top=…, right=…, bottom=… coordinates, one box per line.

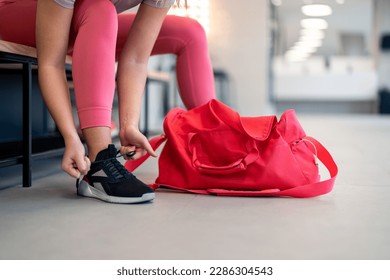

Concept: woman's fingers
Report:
left=142, top=140, right=157, bottom=157
left=62, top=155, right=91, bottom=179
left=120, top=141, right=157, bottom=160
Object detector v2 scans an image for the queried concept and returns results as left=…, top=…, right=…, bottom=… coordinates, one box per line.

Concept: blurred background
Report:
left=156, top=0, right=390, bottom=118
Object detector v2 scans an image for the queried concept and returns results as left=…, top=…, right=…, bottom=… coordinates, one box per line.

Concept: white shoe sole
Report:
left=77, top=180, right=155, bottom=204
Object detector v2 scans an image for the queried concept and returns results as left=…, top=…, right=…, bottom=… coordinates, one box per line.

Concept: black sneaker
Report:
left=76, top=144, right=155, bottom=203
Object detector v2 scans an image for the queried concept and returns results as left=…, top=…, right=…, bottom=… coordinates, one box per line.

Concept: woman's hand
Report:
left=62, top=138, right=90, bottom=179
left=119, top=125, right=157, bottom=160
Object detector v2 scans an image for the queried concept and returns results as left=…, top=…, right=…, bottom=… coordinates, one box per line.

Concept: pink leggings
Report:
left=0, top=0, right=215, bottom=129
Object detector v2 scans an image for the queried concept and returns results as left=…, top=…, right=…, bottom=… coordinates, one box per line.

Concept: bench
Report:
left=0, top=40, right=73, bottom=187
left=0, top=40, right=171, bottom=187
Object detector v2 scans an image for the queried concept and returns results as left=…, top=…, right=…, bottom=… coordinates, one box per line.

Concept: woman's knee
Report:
left=168, top=15, right=207, bottom=44
left=183, top=17, right=207, bottom=43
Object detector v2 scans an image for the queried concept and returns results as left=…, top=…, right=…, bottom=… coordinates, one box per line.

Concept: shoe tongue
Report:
left=95, top=144, right=117, bottom=161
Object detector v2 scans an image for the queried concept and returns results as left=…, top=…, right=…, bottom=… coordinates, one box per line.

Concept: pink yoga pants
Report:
left=0, top=0, right=215, bottom=128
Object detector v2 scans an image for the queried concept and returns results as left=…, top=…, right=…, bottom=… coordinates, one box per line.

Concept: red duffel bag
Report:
left=125, top=99, right=338, bottom=198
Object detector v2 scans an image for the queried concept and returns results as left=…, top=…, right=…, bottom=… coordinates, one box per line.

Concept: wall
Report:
left=207, top=0, right=270, bottom=115
left=376, top=0, right=390, bottom=90
left=273, top=56, right=378, bottom=101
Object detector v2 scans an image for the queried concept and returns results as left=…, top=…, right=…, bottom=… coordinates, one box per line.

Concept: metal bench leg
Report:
left=143, top=78, right=150, bottom=137
left=163, top=81, right=170, bottom=115
left=22, top=62, right=32, bottom=187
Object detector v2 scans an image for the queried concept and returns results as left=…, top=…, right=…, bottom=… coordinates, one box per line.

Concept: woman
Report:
left=0, top=0, right=215, bottom=203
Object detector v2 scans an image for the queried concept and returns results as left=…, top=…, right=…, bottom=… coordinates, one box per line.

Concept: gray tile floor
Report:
left=0, top=113, right=389, bottom=260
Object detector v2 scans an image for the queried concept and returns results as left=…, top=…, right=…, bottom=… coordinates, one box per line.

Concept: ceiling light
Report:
left=302, top=4, right=333, bottom=17
left=295, top=39, right=323, bottom=48
left=291, top=45, right=318, bottom=54
left=285, top=50, right=310, bottom=62
left=271, top=0, right=282, bottom=6
left=300, top=18, right=328, bottom=29
left=300, top=29, right=325, bottom=39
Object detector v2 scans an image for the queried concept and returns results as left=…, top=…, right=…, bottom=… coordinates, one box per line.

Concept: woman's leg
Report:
left=0, top=0, right=116, bottom=161
left=155, top=16, right=216, bottom=108
left=69, top=0, right=154, bottom=201
left=117, top=14, right=215, bottom=109
left=0, top=0, right=37, bottom=46
left=71, top=0, right=118, bottom=160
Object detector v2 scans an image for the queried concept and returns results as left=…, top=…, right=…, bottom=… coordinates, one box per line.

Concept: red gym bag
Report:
left=125, top=99, right=338, bottom=198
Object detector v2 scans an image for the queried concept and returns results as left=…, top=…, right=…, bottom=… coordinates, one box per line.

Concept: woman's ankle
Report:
left=82, top=126, right=112, bottom=162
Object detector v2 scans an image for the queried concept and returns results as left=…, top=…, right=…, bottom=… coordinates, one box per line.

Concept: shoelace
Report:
left=77, top=149, right=136, bottom=186
left=104, top=153, right=133, bottom=181
left=94, top=150, right=137, bottom=180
